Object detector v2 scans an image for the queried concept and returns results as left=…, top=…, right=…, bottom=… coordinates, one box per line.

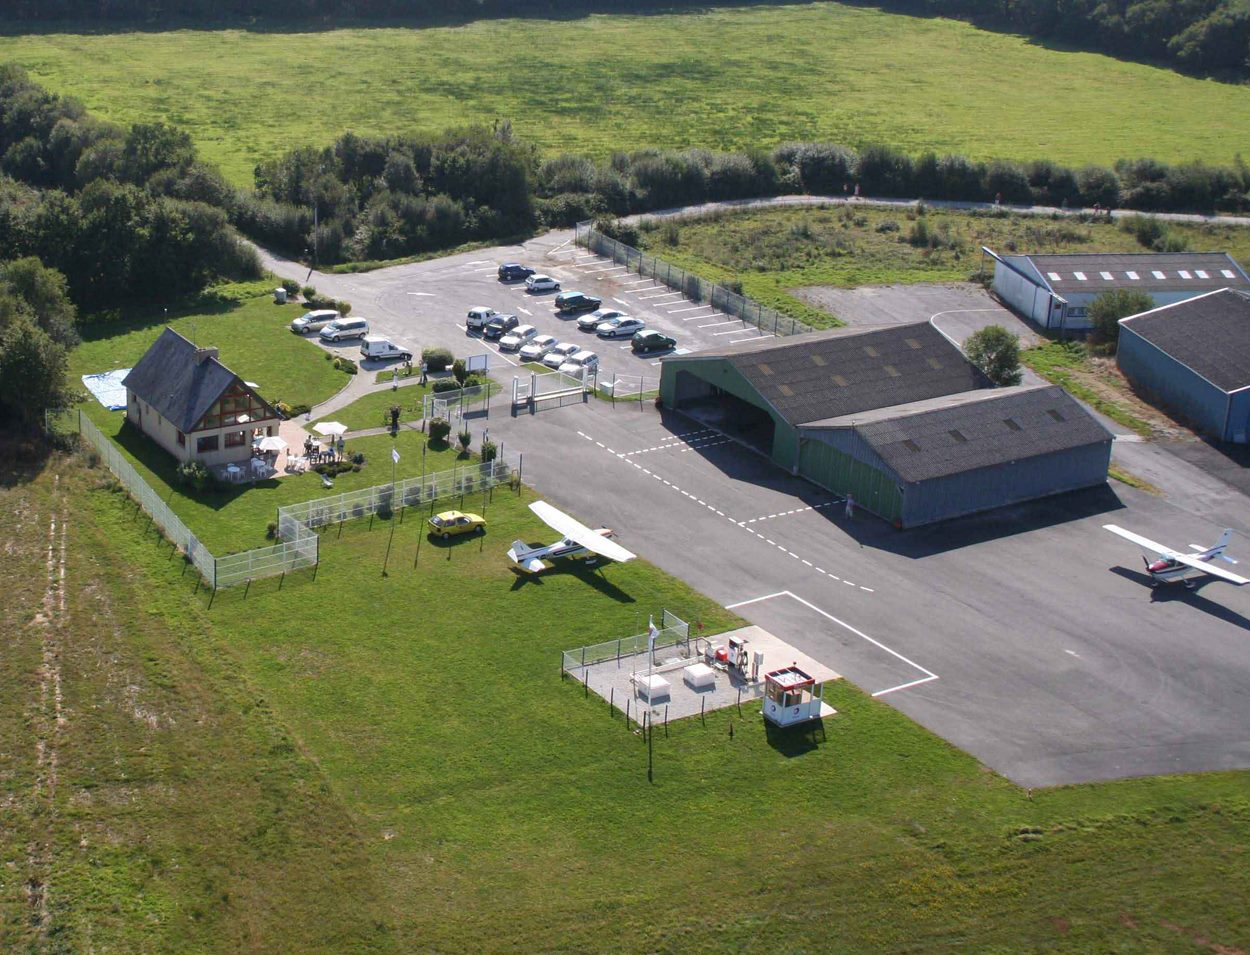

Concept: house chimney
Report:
left=195, top=346, right=219, bottom=365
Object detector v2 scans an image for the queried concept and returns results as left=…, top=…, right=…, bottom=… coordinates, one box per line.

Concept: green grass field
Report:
left=72, top=283, right=351, bottom=411
left=638, top=205, right=1250, bottom=328
left=3, top=4, right=1248, bottom=185
left=5, top=452, right=1247, bottom=950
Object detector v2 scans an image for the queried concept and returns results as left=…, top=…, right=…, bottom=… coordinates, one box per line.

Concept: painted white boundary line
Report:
left=724, top=590, right=938, bottom=697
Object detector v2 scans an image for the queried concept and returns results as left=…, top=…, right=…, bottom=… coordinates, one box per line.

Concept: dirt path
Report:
left=26, top=475, right=68, bottom=939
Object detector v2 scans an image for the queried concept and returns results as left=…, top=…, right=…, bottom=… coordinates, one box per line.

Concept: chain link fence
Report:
left=79, top=411, right=520, bottom=590
left=561, top=610, right=690, bottom=674
left=422, top=382, right=493, bottom=422
left=79, top=411, right=219, bottom=587
left=575, top=221, right=811, bottom=338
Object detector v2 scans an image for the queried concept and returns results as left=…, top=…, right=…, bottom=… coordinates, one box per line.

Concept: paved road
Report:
left=478, top=400, right=1250, bottom=788
left=256, top=227, right=1250, bottom=789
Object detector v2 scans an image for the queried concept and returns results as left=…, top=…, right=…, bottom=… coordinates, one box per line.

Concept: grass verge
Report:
left=1021, top=342, right=1156, bottom=439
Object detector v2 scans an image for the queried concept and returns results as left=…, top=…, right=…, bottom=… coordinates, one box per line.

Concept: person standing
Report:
left=419, top=360, right=428, bottom=385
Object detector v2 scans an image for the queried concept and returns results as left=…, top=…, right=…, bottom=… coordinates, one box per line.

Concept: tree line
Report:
left=0, top=65, right=260, bottom=431
left=249, top=135, right=1250, bottom=265
left=3, top=0, right=1248, bottom=80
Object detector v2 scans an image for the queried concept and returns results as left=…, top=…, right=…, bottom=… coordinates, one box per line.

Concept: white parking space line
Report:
left=468, top=266, right=496, bottom=273
left=638, top=291, right=684, bottom=301
left=698, top=320, right=738, bottom=329
left=579, top=428, right=875, bottom=596
left=517, top=307, right=532, bottom=316
left=727, top=336, right=767, bottom=344
left=579, top=265, right=628, bottom=274
left=620, top=278, right=657, bottom=286
left=465, top=260, right=492, bottom=265
left=712, top=327, right=753, bottom=336
left=668, top=304, right=715, bottom=314
left=613, top=298, right=632, bottom=306
left=723, top=591, right=935, bottom=695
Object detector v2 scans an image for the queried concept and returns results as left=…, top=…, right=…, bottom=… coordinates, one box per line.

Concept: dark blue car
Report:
left=498, top=263, right=536, bottom=281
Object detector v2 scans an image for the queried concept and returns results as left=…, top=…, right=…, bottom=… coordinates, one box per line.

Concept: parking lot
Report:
left=259, top=236, right=1250, bottom=789
left=294, top=229, right=774, bottom=386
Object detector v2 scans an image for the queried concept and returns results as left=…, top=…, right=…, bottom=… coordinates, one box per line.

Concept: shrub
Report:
left=351, top=451, right=365, bottom=465
left=428, top=417, right=451, bottom=444
left=452, top=358, right=468, bottom=386
left=1089, top=288, right=1154, bottom=350
left=337, top=300, right=351, bottom=315
left=422, top=347, right=454, bottom=372
left=275, top=401, right=311, bottom=419
left=457, top=428, right=472, bottom=453
left=875, top=219, right=900, bottom=233
left=175, top=461, right=210, bottom=492
left=480, top=439, right=497, bottom=462
left=432, top=377, right=463, bottom=394
left=314, top=460, right=354, bottom=477
left=965, top=326, right=1023, bottom=386
left=333, top=357, right=358, bottom=375
left=301, top=284, right=317, bottom=300
left=266, top=520, right=278, bottom=540
left=593, top=216, right=641, bottom=248
left=280, top=278, right=300, bottom=296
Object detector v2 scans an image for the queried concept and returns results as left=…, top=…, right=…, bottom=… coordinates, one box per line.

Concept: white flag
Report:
left=391, top=447, right=400, bottom=464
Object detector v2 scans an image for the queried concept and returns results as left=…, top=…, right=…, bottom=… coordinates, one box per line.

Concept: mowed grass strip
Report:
left=79, top=455, right=1250, bottom=950
left=638, top=204, right=1250, bottom=327
left=0, top=460, right=389, bottom=952
left=71, top=283, right=350, bottom=412
left=2, top=4, right=1247, bottom=184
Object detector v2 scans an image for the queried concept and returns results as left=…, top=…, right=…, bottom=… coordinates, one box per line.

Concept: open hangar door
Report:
left=670, top=368, right=777, bottom=456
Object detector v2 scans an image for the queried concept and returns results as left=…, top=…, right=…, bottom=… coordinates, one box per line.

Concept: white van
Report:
left=319, top=316, right=369, bottom=342
left=290, top=309, right=340, bottom=334
left=466, top=306, right=498, bottom=331
left=360, top=335, right=413, bottom=361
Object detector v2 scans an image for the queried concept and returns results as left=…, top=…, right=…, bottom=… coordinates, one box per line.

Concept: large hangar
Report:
left=660, top=323, right=1113, bottom=526
left=1118, top=288, right=1250, bottom=444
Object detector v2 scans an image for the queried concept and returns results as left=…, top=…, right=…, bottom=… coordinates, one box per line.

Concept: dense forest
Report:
left=2, top=0, right=1248, bottom=80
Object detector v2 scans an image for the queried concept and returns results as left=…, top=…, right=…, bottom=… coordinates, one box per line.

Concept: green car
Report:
left=631, top=330, right=677, bottom=354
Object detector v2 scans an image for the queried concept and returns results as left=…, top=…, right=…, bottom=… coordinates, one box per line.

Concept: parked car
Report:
left=428, top=510, right=486, bottom=539
left=519, top=334, right=559, bottom=362
left=466, top=306, right=498, bottom=331
left=499, top=324, right=539, bottom=351
left=360, top=335, right=413, bottom=361
left=577, top=308, right=626, bottom=331
left=525, top=274, right=560, bottom=293
left=555, top=291, right=602, bottom=314
left=597, top=317, right=646, bottom=339
left=559, top=350, right=600, bottom=377
left=541, top=342, right=581, bottom=368
left=631, top=330, right=677, bottom=354
left=483, top=314, right=520, bottom=340
left=319, top=316, right=369, bottom=342
left=290, top=309, right=340, bottom=335
left=498, top=263, right=535, bottom=282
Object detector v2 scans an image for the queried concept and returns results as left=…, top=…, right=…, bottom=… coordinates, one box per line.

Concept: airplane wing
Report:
left=1171, top=552, right=1250, bottom=585
left=1102, top=524, right=1174, bottom=556
left=529, top=500, right=636, bottom=564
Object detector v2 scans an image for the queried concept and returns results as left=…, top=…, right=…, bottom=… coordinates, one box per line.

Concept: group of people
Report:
left=302, top=435, right=346, bottom=464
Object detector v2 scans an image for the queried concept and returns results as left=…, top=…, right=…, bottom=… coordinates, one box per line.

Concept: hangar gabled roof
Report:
left=999, top=251, right=1250, bottom=296
left=807, top=385, right=1112, bottom=484
left=1119, top=288, right=1250, bottom=394
left=674, top=322, right=989, bottom=425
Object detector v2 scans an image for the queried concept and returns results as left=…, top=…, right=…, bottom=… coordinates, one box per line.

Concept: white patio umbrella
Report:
left=258, top=435, right=288, bottom=452
left=313, top=421, right=348, bottom=437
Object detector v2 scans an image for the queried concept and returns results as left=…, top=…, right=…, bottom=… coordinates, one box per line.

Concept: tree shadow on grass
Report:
left=79, top=292, right=242, bottom=343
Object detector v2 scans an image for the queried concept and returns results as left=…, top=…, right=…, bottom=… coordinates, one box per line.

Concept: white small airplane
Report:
left=1103, top=524, right=1249, bottom=589
left=508, top=500, right=637, bottom=574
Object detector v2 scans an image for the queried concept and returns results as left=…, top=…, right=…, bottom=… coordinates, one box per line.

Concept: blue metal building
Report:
left=1118, top=289, right=1250, bottom=444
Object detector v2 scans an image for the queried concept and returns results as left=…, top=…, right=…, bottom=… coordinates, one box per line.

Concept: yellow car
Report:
left=428, top=510, right=486, bottom=539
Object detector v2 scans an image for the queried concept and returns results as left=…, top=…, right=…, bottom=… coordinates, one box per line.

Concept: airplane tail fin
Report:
left=508, top=541, right=533, bottom=562
left=1212, top=529, right=1234, bottom=555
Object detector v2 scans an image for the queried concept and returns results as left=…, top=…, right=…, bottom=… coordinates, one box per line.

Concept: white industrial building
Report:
left=984, top=249, right=1250, bottom=334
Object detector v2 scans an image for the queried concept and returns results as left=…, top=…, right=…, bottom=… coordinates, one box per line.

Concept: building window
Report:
left=224, top=430, right=247, bottom=448
left=177, top=430, right=185, bottom=446
left=196, top=435, right=219, bottom=453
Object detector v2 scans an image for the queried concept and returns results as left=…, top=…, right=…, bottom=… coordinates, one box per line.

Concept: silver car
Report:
left=541, top=342, right=580, bottom=368
left=519, top=334, right=559, bottom=362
